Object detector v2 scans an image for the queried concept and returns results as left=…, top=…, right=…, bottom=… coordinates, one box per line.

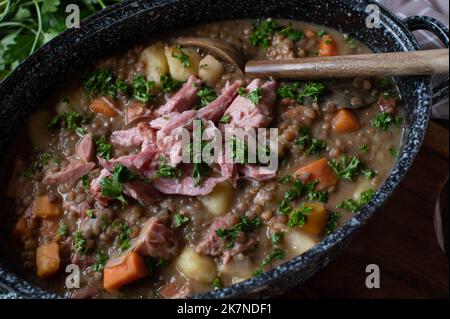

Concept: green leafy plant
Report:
left=0, top=0, right=123, bottom=80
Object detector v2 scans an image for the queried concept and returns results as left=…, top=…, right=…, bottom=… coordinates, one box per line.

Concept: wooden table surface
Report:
left=284, top=121, right=449, bottom=299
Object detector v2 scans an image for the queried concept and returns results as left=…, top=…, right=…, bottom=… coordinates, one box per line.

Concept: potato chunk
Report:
left=139, top=42, right=169, bottom=85
left=218, top=255, right=253, bottom=280
left=176, top=247, right=217, bottom=284
left=198, top=181, right=234, bottom=216
left=32, top=196, right=62, bottom=219
left=301, top=203, right=327, bottom=235
left=284, top=230, right=319, bottom=256
left=36, top=242, right=60, bottom=278
left=198, top=55, right=224, bottom=86
left=165, top=45, right=200, bottom=81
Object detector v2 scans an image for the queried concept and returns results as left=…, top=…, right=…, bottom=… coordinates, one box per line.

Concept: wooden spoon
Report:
left=246, top=49, right=449, bottom=79
left=175, top=37, right=448, bottom=79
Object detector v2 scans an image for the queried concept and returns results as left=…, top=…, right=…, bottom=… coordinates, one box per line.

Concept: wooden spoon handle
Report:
left=245, top=48, right=449, bottom=79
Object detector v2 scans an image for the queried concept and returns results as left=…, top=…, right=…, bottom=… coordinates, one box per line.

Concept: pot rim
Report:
left=0, top=0, right=437, bottom=299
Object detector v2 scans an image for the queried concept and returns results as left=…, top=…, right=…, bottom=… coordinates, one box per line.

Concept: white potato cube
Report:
left=198, top=181, right=234, bottom=216
left=284, top=229, right=319, bottom=256
left=352, top=179, right=374, bottom=201
left=139, top=42, right=169, bottom=85
left=198, top=55, right=224, bottom=86
left=218, top=255, right=253, bottom=279
left=164, top=45, right=200, bottom=81
left=176, top=247, right=217, bottom=284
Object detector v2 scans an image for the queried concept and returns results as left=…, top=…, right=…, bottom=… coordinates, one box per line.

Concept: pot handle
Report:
left=403, top=16, right=449, bottom=105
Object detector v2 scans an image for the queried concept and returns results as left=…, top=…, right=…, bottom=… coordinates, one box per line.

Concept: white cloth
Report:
left=378, top=0, right=449, bottom=118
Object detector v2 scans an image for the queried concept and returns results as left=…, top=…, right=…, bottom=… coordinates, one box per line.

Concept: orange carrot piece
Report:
left=332, top=108, right=360, bottom=133
left=36, top=242, right=60, bottom=278
left=302, top=203, right=327, bottom=235
left=318, top=34, right=338, bottom=56
left=32, top=195, right=62, bottom=219
left=90, top=97, right=118, bottom=117
left=12, top=216, right=31, bottom=240
left=295, top=158, right=339, bottom=191
left=103, top=252, right=147, bottom=292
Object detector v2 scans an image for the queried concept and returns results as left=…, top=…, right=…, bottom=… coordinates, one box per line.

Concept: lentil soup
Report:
left=1, top=19, right=403, bottom=298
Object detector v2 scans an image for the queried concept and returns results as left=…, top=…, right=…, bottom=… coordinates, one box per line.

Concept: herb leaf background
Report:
left=0, top=0, right=122, bottom=80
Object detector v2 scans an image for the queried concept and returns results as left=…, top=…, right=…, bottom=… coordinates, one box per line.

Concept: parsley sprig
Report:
left=215, top=216, right=262, bottom=248
left=100, top=164, right=135, bottom=205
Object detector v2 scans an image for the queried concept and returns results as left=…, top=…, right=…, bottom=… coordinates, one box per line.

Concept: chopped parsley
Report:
left=344, top=35, right=358, bottom=49
left=389, top=146, right=399, bottom=158
left=92, top=251, right=108, bottom=272
left=215, top=216, right=262, bottom=248
left=132, top=74, right=155, bottom=103
left=316, top=29, right=327, bottom=37
left=278, top=199, right=292, bottom=216
left=171, top=46, right=191, bottom=68
left=58, top=224, right=69, bottom=237
left=250, top=19, right=280, bottom=48
left=155, top=161, right=183, bottom=179
left=212, top=278, right=222, bottom=290
left=253, top=248, right=285, bottom=276
left=278, top=175, right=292, bottom=184
left=295, top=127, right=326, bottom=156
left=81, top=175, right=90, bottom=189
left=73, top=231, right=88, bottom=254
left=160, top=75, right=182, bottom=93
left=118, top=223, right=132, bottom=252
left=337, top=189, right=376, bottom=213
left=219, top=114, right=231, bottom=124
left=304, top=181, right=328, bottom=203
left=324, top=38, right=333, bottom=45
left=371, top=112, right=403, bottom=131
left=95, top=136, right=113, bottom=160
left=298, top=82, right=326, bottom=103
left=362, top=169, right=377, bottom=180
left=48, top=111, right=89, bottom=132
left=328, top=155, right=362, bottom=181
left=174, top=214, right=190, bottom=228
left=325, top=212, right=340, bottom=235
left=280, top=22, right=304, bottom=41
left=100, top=164, right=135, bottom=205
left=192, top=162, right=212, bottom=187
left=238, top=87, right=263, bottom=105
left=288, top=205, right=312, bottom=227
left=85, top=209, right=96, bottom=219
left=277, top=81, right=325, bottom=103
left=360, top=144, right=370, bottom=153
left=22, top=152, right=59, bottom=178
left=271, top=232, right=284, bottom=245
left=83, top=69, right=129, bottom=99
left=196, top=86, right=217, bottom=109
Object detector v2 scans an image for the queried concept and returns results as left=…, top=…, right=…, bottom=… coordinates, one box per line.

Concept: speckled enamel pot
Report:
left=0, top=0, right=448, bottom=299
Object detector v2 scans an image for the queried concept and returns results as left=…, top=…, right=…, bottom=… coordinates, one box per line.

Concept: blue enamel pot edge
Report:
left=0, top=0, right=448, bottom=299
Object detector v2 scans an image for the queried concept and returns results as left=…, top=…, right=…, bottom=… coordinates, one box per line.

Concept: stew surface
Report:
left=1, top=19, right=403, bottom=298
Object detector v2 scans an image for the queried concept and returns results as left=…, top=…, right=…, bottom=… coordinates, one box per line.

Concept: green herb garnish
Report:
left=73, top=230, right=88, bottom=254
left=325, top=212, right=340, bottom=235
left=253, top=248, right=285, bottom=276
left=174, top=214, right=190, bottom=228
left=95, top=136, right=113, bottom=160
left=215, top=216, right=262, bottom=248
left=328, top=155, right=362, bottom=181
left=288, top=205, right=312, bottom=227
left=92, top=251, right=108, bottom=272
left=337, top=189, right=376, bottom=213
left=196, top=86, right=217, bottom=108
left=132, top=74, right=155, bottom=103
